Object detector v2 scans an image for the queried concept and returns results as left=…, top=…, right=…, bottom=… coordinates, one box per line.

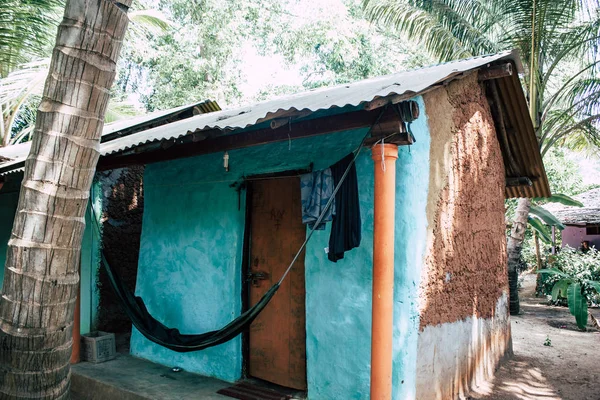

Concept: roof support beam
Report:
left=478, top=63, right=513, bottom=81
left=98, top=107, right=412, bottom=171
left=506, top=176, right=534, bottom=187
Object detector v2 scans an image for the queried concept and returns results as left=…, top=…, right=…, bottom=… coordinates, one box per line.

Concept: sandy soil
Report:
left=469, top=273, right=600, bottom=400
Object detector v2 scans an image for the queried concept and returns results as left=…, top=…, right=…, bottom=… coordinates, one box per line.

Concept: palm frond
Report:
left=127, top=9, right=171, bottom=37
left=528, top=216, right=553, bottom=243
left=363, top=0, right=477, bottom=61
left=0, top=59, right=48, bottom=144
left=529, top=204, right=566, bottom=229
left=542, top=16, right=600, bottom=85
left=0, top=0, right=62, bottom=76
left=104, top=101, right=140, bottom=123
left=0, top=59, right=48, bottom=104
left=541, top=72, right=600, bottom=154
left=534, top=193, right=584, bottom=206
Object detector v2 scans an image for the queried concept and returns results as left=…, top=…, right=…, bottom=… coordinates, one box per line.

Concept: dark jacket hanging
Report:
left=328, top=153, right=361, bottom=262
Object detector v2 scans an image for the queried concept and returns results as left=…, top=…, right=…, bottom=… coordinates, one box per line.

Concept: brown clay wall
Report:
left=97, top=166, right=144, bottom=334
left=419, top=73, right=508, bottom=328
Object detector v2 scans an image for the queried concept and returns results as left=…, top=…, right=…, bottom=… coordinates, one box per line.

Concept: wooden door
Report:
left=248, top=178, right=307, bottom=390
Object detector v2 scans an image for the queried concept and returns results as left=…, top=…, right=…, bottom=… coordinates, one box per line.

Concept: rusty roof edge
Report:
left=0, top=99, right=222, bottom=176
left=511, top=69, right=551, bottom=198
left=500, top=67, right=551, bottom=199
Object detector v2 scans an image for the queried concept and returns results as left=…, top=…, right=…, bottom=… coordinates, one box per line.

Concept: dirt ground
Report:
left=469, top=273, right=600, bottom=400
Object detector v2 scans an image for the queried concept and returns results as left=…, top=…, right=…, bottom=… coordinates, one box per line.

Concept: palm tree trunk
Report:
left=507, top=198, right=531, bottom=315
left=534, top=231, right=542, bottom=271
left=0, top=0, right=130, bottom=398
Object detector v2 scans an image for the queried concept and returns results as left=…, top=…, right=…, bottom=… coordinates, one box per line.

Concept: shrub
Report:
left=538, top=246, right=600, bottom=329
left=539, top=246, right=600, bottom=302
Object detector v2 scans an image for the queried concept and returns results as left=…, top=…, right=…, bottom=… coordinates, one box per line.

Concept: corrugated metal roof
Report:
left=0, top=51, right=550, bottom=198
left=102, top=100, right=220, bottom=136
left=0, top=142, right=31, bottom=161
left=0, top=99, right=221, bottom=174
left=100, top=51, right=522, bottom=157
left=493, top=72, right=551, bottom=198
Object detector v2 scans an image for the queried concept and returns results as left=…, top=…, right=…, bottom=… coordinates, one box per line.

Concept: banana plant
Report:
left=537, top=267, right=600, bottom=330
left=528, top=194, right=584, bottom=244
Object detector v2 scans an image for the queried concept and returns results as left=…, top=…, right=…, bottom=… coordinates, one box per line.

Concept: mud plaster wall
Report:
left=416, top=74, right=511, bottom=399
left=420, top=74, right=507, bottom=327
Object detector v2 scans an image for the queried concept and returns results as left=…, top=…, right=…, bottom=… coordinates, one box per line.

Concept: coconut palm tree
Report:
left=0, top=0, right=130, bottom=397
left=363, top=0, right=600, bottom=314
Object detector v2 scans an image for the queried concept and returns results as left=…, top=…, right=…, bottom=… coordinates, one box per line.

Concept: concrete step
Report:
left=71, top=354, right=231, bottom=400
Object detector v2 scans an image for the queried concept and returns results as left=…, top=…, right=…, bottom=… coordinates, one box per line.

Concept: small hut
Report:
left=0, top=51, right=550, bottom=400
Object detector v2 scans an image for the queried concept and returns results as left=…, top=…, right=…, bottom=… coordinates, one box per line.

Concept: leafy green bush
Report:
left=538, top=246, right=600, bottom=329
left=539, top=247, right=600, bottom=295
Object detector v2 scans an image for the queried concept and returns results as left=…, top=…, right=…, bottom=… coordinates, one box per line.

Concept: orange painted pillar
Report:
left=370, top=143, right=398, bottom=400
left=70, top=284, right=81, bottom=364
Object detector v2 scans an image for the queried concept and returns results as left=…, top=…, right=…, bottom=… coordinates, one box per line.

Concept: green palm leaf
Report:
left=0, top=0, right=62, bottom=77
left=362, top=0, right=600, bottom=157
left=537, top=267, right=570, bottom=278
left=529, top=205, right=566, bottom=229
left=534, top=193, right=584, bottom=207
left=0, top=5, right=169, bottom=145
left=585, top=280, right=600, bottom=293
left=528, top=216, right=552, bottom=243
left=128, top=9, right=171, bottom=37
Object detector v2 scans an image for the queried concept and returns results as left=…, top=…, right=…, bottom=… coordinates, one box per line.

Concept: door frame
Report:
left=240, top=169, right=310, bottom=383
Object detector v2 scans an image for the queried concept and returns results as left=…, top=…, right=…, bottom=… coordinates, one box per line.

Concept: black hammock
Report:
left=99, top=117, right=379, bottom=352
left=101, top=252, right=279, bottom=353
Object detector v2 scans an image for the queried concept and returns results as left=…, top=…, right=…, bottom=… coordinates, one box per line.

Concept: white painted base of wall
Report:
left=415, top=292, right=512, bottom=400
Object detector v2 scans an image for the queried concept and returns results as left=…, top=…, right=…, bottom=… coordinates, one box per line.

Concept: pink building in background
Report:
left=543, top=188, right=600, bottom=251
left=561, top=224, right=600, bottom=250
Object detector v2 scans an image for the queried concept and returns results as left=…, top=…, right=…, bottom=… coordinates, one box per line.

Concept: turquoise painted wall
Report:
left=304, top=97, right=429, bottom=399
left=0, top=191, right=19, bottom=291
left=391, top=97, right=429, bottom=400
left=130, top=170, right=246, bottom=382
left=131, top=100, right=430, bottom=397
left=131, top=127, right=367, bottom=382
left=80, top=183, right=103, bottom=334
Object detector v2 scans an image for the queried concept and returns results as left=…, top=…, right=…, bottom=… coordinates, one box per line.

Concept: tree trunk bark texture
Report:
left=0, top=0, right=130, bottom=398
left=534, top=231, right=542, bottom=271
left=507, top=197, right=531, bottom=315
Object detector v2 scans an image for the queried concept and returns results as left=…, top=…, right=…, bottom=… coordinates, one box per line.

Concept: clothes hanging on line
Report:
left=300, top=168, right=335, bottom=230
left=328, top=153, right=361, bottom=262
